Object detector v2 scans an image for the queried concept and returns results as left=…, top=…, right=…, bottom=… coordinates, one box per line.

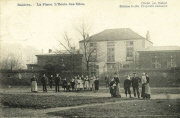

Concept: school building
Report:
left=79, top=28, right=153, bottom=75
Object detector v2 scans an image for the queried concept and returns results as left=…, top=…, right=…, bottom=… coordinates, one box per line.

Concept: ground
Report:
left=0, top=86, right=180, bottom=117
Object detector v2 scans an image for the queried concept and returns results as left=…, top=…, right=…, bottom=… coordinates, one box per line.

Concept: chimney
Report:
left=146, top=31, right=150, bottom=41
left=49, top=49, right=52, bottom=53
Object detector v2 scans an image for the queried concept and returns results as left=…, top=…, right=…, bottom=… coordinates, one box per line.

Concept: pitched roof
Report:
left=79, top=28, right=146, bottom=42
left=139, top=46, right=180, bottom=52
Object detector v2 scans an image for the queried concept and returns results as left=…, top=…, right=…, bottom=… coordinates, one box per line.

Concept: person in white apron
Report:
left=31, top=75, right=38, bottom=92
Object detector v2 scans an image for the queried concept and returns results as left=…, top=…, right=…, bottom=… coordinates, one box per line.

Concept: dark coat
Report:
left=62, top=80, right=67, bottom=88
left=109, top=81, right=116, bottom=96
left=114, top=77, right=120, bottom=84
left=94, top=80, right=99, bottom=86
left=124, top=79, right=131, bottom=88
left=146, top=77, right=150, bottom=83
left=131, top=77, right=140, bottom=87
left=54, top=77, right=60, bottom=83
left=71, top=81, right=75, bottom=86
left=49, top=77, right=53, bottom=83
left=41, top=77, right=48, bottom=84
left=31, top=77, right=37, bottom=82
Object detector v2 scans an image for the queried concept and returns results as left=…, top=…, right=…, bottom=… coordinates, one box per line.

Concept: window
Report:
left=167, top=55, right=177, bottom=68
left=89, top=48, right=97, bottom=62
left=107, top=64, right=115, bottom=69
left=152, top=56, right=161, bottom=68
left=90, top=64, right=99, bottom=76
left=126, top=41, right=133, bottom=46
left=107, top=48, right=115, bottom=62
left=89, top=43, right=97, bottom=47
left=126, top=47, right=133, bottom=61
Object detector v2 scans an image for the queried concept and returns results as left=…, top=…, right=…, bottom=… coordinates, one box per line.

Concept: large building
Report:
left=27, top=51, right=83, bottom=75
left=79, top=28, right=153, bottom=75
left=138, top=46, right=180, bottom=69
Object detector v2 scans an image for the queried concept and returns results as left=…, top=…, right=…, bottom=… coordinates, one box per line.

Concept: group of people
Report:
left=30, top=74, right=100, bottom=93
left=31, top=72, right=151, bottom=99
left=108, top=72, right=151, bottom=99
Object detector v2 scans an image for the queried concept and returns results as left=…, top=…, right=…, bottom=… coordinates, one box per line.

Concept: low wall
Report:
left=113, top=68, right=180, bottom=87
left=0, top=68, right=180, bottom=87
left=0, top=70, right=45, bottom=86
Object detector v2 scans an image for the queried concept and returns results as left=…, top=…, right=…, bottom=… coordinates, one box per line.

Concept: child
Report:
left=71, top=78, right=75, bottom=91
left=109, top=78, right=116, bottom=97
left=62, top=78, right=67, bottom=91
left=94, top=77, right=99, bottom=93
left=66, top=82, right=71, bottom=92
left=124, top=75, right=132, bottom=98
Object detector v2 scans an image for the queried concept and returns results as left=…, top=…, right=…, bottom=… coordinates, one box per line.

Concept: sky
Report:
left=1, top=0, right=180, bottom=54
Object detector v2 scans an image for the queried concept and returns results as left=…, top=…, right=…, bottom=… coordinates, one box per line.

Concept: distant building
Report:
left=79, top=28, right=153, bottom=75
left=27, top=50, right=83, bottom=74
left=138, top=46, right=180, bottom=69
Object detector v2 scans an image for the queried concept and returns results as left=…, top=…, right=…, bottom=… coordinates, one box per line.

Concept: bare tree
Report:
left=75, top=22, right=103, bottom=75
left=57, top=31, right=77, bottom=54
left=56, top=31, right=79, bottom=71
left=0, top=53, right=23, bottom=70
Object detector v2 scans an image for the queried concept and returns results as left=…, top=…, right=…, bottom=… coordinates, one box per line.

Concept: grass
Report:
left=0, top=94, right=131, bottom=109
left=47, top=99, right=180, bottom=118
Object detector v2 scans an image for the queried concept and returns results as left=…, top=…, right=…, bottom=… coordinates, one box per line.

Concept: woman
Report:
left=145, top=73, right=151, bottom=99
left=78, top=77, right=84, bottom=91
left=31, top=75, right=38, bottom=92
left=141, top=73, right=147, bottom=99
left=84, top=75, right=89, bottom=90
left=114, top=73, right=121, bottom=98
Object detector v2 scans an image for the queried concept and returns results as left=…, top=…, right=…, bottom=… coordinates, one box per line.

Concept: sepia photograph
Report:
left=0, top=0, right=180, bottom=117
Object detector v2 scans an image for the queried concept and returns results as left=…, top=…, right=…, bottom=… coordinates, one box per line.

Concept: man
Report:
left=131, top=73, right=141, bottom=98
left=105, top=75, right=109, bottom=88
left=94, top=77, right=99, bottom=93
left=124, top=75, right=131, bottom=98
left=41, top=74, right=48, bottom=92
left=54, top=74, right=61, bottom=92
left=49, top=75, right=53, bottom=89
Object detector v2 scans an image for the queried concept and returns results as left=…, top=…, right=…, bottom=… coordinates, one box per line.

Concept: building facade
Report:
left=138, top=46, right=180, bottom=69
left=27, top=53, right=83, bottom=74
left=79, top=28, right=153, bottom=75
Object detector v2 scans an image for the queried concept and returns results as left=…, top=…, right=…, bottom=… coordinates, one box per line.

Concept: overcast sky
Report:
left=1, top=0, right=180, bottom=53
